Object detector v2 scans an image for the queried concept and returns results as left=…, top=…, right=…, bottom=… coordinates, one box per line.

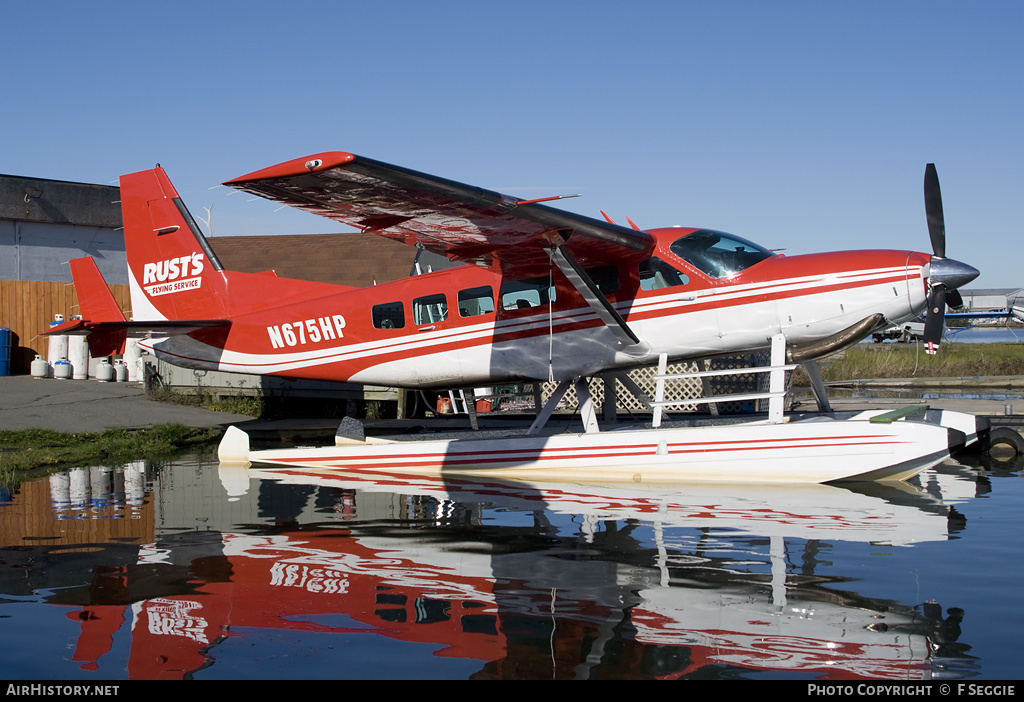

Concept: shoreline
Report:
left=825, top=375, right=1024, bottom=389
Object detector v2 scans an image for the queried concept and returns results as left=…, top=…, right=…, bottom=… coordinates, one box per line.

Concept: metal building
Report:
left=0, top=173, right=126, bottom=372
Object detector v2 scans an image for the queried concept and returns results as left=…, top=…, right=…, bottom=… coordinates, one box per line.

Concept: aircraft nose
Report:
left=929, top=257, right=979, bottom=290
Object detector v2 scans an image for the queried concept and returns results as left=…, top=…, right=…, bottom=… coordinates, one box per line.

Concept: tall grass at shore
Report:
left=808, top=342, right=1024, bottom=383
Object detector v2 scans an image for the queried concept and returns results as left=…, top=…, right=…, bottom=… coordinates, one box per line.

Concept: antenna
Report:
left=198, top=205, right=213, bottom=236
left=516, top=194, right=582, bottom=205
left=601, top=211, right=642, bottom=231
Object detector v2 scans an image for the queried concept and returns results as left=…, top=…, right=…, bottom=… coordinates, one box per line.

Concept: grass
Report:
left=799, top=342, right=1024, bottom=384
left=147, top=385, right=266, bottom=416
left=0, top=424, right=222, bottom=482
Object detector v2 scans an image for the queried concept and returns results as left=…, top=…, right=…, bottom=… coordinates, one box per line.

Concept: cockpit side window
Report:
left=639, top=257, right=689, bottom=291
left=458, top=286, right=495, bottom=317
left=669, top=229, right=774, bottom=279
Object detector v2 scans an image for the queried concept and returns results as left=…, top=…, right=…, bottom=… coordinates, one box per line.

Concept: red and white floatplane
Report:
left=51, top=152, right=981, bottom=484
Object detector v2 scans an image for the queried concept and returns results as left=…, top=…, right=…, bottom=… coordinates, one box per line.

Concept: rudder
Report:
left=70, top=257, right=126, bottom=324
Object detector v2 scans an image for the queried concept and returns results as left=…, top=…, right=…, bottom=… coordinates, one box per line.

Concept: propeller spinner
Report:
left=921, top=163, right=980, bottom=354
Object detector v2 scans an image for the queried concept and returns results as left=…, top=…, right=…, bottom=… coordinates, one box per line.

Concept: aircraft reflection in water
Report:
left=1, top=458, right=979, bottom=680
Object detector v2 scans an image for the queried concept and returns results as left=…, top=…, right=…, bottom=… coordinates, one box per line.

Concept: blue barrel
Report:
left=0, top=328, right=11, bottom=376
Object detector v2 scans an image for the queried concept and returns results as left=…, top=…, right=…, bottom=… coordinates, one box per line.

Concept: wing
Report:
left=223, top=151, right=654, bottom=276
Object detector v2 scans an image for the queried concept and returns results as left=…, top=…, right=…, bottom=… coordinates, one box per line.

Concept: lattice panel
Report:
left=700, top=351, right=774, bottom=414
left=539, top=351, right=780, bottom=415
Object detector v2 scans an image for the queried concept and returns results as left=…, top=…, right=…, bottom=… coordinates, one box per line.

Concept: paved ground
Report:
left=792, top=376, right=1024, bottom=428
left=1, top=373, right=1021, bottom=438
left=792, top=392, right=1020, bottom=419
left=0, top=374, right=253, bottom=433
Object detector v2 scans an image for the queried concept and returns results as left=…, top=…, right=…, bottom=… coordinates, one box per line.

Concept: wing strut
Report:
left=545, top=244, right=647, bottom=354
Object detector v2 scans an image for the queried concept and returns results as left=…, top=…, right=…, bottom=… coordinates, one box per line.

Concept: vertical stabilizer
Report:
left=68, top=257, right=127, bottom=356
left=120, top=166, right=228, bottom=322
left=70, top=257, right=126, bottom=323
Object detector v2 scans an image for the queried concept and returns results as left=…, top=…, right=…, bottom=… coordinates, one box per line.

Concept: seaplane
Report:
left=47, top=153, right=982, bottom=483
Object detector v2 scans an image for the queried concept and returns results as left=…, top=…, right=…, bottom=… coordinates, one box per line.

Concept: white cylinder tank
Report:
left=114, top=360, right=128, bottom=382
left=68, top=335, right=89, bottom=380
left=124, top=339, right=142, bottom=382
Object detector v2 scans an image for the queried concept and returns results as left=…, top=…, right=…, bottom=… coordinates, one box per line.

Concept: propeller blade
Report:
left=923, top=284, right=947, bottom=355
left=947, top=288, right=964, bottom=311
left=924, top=163, right=946, bottom=258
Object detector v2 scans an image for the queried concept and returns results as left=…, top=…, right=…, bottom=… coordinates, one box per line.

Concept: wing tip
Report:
left=223, top=151, right=357, bottom=185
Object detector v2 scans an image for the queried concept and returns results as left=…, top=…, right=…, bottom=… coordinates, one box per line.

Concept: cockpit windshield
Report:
left=668, top=229, right=774, bottom=279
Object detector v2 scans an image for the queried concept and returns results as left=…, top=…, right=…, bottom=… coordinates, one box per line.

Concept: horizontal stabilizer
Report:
left=44, top=318, right=230, bottom=358
left=44, top=319, right=231, bottom=338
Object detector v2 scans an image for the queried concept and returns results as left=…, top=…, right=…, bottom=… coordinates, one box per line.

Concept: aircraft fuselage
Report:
left=140, top=226, right=929, bottom=389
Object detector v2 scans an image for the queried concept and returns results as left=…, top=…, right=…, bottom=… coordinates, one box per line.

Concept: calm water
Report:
left=945, top=327, right=1024, bottom=344
left=1, top=449, right=1023, bottom=680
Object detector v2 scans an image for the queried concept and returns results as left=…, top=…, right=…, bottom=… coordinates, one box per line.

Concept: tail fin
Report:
left=70, top=257, right=126, bottom=323
left=44, top=258, right=129, bottom=356
left=120, top=166, right=228, bottom=322
left=68, top=257, right=128, bottom=356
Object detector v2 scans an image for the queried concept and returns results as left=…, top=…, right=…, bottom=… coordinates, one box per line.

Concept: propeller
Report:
left=924, top=163, right=946, bottom=258
left=921, top=163, right=979, bottom=354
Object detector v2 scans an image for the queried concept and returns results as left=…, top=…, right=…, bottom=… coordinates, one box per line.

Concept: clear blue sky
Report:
left=4, top=1, right=1021, bottom=288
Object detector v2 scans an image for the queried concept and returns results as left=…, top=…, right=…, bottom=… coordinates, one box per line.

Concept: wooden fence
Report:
left=0, top=280, right=131, bottom=373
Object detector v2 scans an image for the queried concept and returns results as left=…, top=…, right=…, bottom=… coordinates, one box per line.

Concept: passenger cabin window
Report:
left=413, top=294, right=448, bottom=325
left=639, top=257, right=689, bottom=291
left=458, top=286, right=495, bottom=317
left=500, top=276, right=557, bottom=311
left=372, top=301, right=405, bottom=329
left=669, top=229, right=774, bottom=279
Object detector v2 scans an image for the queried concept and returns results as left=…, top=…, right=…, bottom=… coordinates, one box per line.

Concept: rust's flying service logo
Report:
left=142, top=254, right=205, bottom=296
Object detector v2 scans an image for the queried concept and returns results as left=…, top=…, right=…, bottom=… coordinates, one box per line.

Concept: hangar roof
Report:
left=0, top=174, right=120, bottom=228
left=207, top=232, right=456, bottom=287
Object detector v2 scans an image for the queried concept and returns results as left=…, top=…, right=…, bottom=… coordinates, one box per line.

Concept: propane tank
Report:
left=53, top=359, right=72, bottom=379
left=31, top=354, right=49, bottom=379
left=95, top=359, right=114, bottom=382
